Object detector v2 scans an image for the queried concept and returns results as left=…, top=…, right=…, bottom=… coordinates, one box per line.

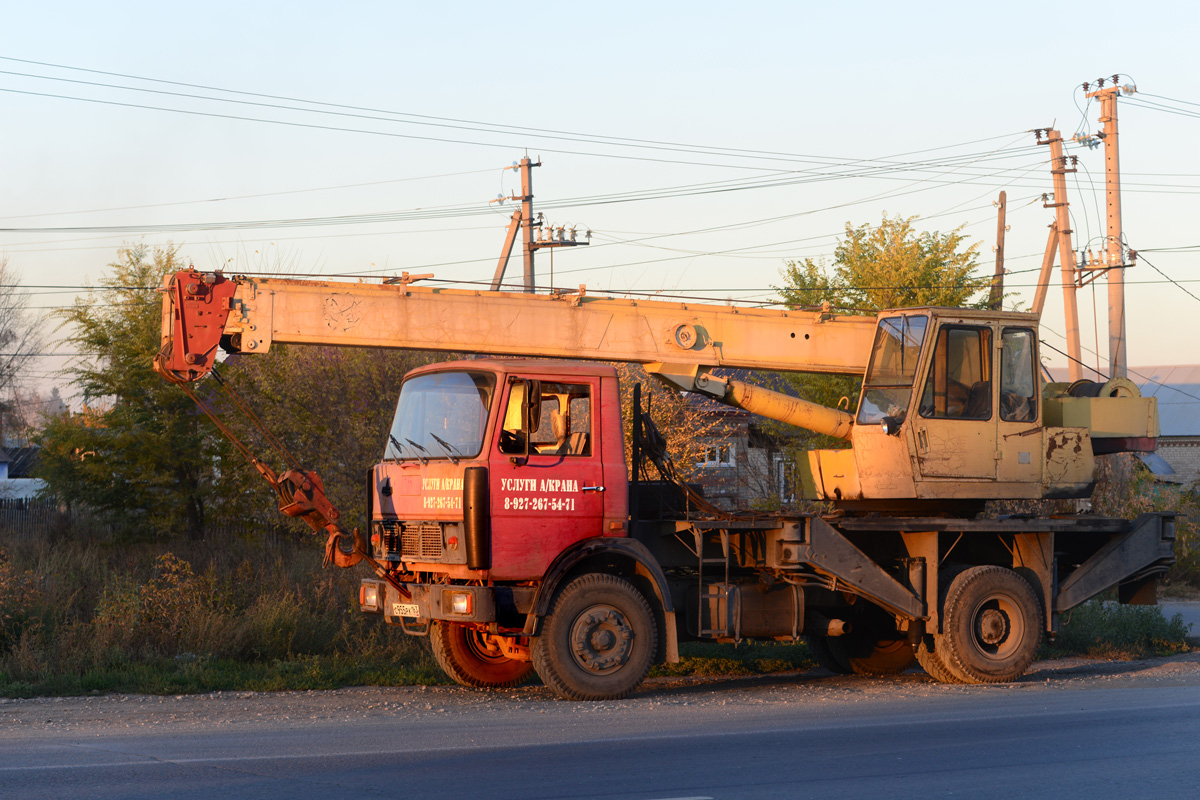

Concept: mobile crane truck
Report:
left=155, top=270, right=1174, bottom=700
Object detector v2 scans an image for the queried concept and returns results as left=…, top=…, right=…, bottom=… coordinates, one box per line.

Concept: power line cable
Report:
left=1138, top=253, right=1200, bottom=304
left=0, top=55, right=1043, bottom=173
left=0, top=168, right=497, bottom=222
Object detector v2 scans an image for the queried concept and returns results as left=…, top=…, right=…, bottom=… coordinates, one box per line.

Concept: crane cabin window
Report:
left=386, top=371, right=496, bottom=460
left=919, top=326, right=993, bottom=420
left=1000, top=328, right=1037, bottom=422
left=857, top=315, right=929, bottom=425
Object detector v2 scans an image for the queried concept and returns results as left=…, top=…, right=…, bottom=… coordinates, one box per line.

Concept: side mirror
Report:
left=522, top=379, right=542, bottom=435
left=880, top=416, right=902, bottom=437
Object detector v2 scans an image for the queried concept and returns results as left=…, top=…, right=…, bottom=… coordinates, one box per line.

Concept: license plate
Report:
left=393, top=603, right=420, bottom=618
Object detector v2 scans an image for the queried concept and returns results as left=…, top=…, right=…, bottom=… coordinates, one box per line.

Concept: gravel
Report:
left=3, top=650, right=1199, bottom=737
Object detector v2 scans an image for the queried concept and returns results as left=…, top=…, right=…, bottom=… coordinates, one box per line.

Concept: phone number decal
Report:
left=503, top=496, right=577, bottom=512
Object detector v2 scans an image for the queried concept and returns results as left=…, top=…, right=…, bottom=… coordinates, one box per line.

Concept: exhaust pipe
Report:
left=805, top=612, right=852, bottom=637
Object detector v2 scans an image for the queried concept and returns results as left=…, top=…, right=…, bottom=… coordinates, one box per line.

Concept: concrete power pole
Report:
left=1083, top=75, right=1136, bottom=379
left=1034, top=128, right=1084, bottom=381
left=491, top=158, right=589, bottom=293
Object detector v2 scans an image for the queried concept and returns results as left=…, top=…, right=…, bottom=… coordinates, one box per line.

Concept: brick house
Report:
left=689, top=372, right=805, bottom=511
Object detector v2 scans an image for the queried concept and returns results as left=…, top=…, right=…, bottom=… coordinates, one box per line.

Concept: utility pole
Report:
left=988, top=191, right=1007, bottom=310
left=1083, top=75, right=1136, bottom=379
left=491, top=158, right=589, bottom=292
left=1035, top=128, right=1084, bottom=381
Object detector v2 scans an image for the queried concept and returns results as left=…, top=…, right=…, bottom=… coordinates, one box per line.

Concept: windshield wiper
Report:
left=405, top=438, right=430, bottom=466
left=429, top=432, right=461, bottom=464
left=386, top=433, right=408, bottom=461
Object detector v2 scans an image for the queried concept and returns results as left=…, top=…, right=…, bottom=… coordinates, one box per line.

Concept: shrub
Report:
left=1051, top=600, right=1190, bottom=659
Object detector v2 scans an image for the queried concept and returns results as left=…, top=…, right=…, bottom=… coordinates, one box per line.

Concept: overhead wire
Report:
left=0, top=152, right=1048, bottom=236
left=1040, top=324, right=1200, bottom=404
left=0, top=167, right=498, bottom=222
left=1137, top=253, right=1200, bottom=305
left=0, top=56, right=1044, bottom=174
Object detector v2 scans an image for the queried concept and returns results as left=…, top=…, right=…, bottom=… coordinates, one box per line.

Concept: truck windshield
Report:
left=386, top=371, right=496, bottom=461
left=856, top=315, right=928, bottom=425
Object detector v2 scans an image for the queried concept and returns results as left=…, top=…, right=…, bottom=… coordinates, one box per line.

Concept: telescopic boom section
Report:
left=154, top=269, right=875, bottom=383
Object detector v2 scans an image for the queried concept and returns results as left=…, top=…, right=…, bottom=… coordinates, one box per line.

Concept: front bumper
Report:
left=360, top=579, right=535, bottom=625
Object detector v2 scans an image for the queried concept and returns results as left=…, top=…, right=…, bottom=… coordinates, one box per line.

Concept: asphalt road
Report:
left=1160, top=600, right=1200, bottom=634
left=4, top=652, right=1200, bottom=800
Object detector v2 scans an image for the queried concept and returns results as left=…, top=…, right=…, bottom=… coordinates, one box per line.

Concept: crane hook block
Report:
left=153, top=269, right=238, bottom=383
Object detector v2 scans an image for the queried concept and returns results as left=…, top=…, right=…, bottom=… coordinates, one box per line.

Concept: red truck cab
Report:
left=371, top=359, right=628, bottom=581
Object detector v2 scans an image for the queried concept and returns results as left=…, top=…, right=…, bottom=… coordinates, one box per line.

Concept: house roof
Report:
left=1, top=447, right=39, bottom=478
left=1129, top=365, right=1200, bottom=437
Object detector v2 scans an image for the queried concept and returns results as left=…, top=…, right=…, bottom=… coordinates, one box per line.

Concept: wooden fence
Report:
left=0, top=498, right=61, bottom=539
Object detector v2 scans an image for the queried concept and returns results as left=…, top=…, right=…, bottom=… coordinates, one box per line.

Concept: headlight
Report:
left=444, top=589, right=473, bottom=616
left=359, top=581, right=381, bottom=612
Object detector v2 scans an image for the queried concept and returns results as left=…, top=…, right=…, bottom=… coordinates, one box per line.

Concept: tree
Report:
left=35, top=244, right=448, bottom=541
left=209, top=345, right=446, bottom=533
left=0, top=258, right=44, bottom=445
left=613, top=363, right=724, bottom=482
left=35, top=245, right=221, bottom=539
left=770, top=213, right=988, bottom=456
left=778, top=213, right=987, bottom=312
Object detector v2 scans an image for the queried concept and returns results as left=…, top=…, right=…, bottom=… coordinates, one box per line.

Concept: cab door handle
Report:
left=581, top=485, right=606, bottom=493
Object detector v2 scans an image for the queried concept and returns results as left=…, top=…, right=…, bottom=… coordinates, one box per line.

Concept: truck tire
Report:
left=531, top=574, right=657, bottom=701
left=939, top=565, right=1041, bottom=684
left=832, top=635, right=915, bottom=676
left=806, top=635, right=852, bottom=674
left=812, top=604, right=914, bottom=676
left=915, top=637, right=965, bottom=683
left=430, top=621, right=533, bottom=688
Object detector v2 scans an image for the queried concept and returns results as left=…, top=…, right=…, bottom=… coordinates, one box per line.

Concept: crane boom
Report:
left=154, top=271, right=875, bottom=384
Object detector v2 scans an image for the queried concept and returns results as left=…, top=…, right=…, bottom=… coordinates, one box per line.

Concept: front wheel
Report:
left=430, top=621, right=533, bottom=688
left=532, top=574, right=657, bottom=701
left=939, top=566, right=1041, bottom=684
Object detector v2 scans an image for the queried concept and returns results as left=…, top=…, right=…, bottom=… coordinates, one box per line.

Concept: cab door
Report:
left=995, top=327, right=1043, bottom=486
left=488, top=375, right=606, bottom=579
left=911, top=323, right=997, bottom=480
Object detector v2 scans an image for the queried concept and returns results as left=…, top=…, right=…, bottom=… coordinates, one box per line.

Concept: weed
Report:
left=1048, top=600, right=1190, bottom=660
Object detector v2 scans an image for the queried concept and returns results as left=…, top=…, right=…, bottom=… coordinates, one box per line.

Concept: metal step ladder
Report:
left=695, top=528, right=732, bottom=638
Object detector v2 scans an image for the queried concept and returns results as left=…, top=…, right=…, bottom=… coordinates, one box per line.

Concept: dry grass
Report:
left=0, top=530, right=440, bottom=697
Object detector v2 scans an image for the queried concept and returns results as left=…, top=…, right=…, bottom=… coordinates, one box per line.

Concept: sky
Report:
left=3, top=1, right=1200, bottom=403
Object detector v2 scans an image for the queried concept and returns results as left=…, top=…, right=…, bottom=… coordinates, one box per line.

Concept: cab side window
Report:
left=1000, top=329, right=1037, bottom=422
left=919, top=326, right=993, bottom=420
left=499, top=381, right=592, bottom=456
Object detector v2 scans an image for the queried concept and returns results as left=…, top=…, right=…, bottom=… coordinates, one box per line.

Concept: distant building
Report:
left=1132, top=365, right=1200, bottom=486
left=689, top=371, right=803, bottom=510
left=0, top=446, right=45, bottom=500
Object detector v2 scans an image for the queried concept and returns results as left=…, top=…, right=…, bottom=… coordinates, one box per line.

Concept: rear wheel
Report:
left=532, top=574, right=657, bottom=701
left=831, top=634, right=915, bottom=676
left=915, top=636, right=965, bottom=683
left=815, top=604, right=914, bottom=676
left=806, top=635, right=852, bottom=674
left=430, top=621, right=533, bottom=688
left=940, top=566, right=1041, bottom=684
